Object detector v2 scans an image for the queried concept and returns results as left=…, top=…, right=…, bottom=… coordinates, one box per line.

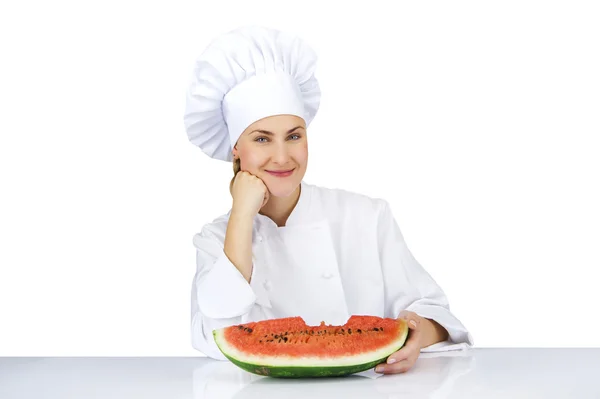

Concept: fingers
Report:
left=374, top=312, right=427, bottom=375
left=388, top=337, right=419, bottom=364
left=397, top=315, right=422, bottom=346
left=397, top=311, right=422, bottom=349
left=375, top=357, right=415, bottom=374
left=397, top=311, right=420, bottom=329
left=406, top=323, right=423, bottom=344
left=374, top=318, right=422, bottom=375
left=376, top=344, right=420, bottom=374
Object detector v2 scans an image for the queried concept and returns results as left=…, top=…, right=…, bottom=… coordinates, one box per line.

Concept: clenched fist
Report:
left=230, top=171, right=270, bottom=217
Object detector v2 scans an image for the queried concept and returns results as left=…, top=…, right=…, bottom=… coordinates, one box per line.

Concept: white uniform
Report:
left=191, top=180, right=475, bottom=360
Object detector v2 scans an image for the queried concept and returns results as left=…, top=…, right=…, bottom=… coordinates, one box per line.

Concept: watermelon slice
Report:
left=213, top=315, right=409, bottom=378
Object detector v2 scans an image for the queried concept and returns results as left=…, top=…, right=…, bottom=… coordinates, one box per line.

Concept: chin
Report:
left=264, top=178, right=301, bottom=198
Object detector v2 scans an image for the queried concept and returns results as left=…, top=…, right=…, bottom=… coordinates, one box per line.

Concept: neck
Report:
left=259, top=184, right=301, bottom=227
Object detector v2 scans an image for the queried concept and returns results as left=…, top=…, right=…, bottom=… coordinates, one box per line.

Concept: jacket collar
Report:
left=255, top=180, right=313, bottom=230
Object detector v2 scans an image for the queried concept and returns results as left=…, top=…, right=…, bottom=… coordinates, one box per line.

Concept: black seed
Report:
left=381, top=327, right=384, bottom=331
left=247, top=328, right=253, bottom=333
left=238, top=326, right=243, bottom=330
left=357, top=329, right=362, bottom=333
left=373, top=327, right=379, bottom=331
left=283, top=337, right=288, bottom=342
left=341, top=329, right=345, bottom=333
left=264, top=335, right=267, bottom=338
left=259, top=340, right=262, bottom=343
left=310, top=331, right=314, bottom=335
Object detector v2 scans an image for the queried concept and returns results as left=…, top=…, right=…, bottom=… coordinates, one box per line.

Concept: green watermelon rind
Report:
left=212, top=322, right=409, bottom=378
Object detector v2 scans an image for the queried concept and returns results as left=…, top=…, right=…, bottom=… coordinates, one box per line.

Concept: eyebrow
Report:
left=250, top=126, right=304, bottom=136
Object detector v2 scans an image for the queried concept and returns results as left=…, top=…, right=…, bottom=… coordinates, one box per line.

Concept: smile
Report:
left=266, top=168, right=295, bottom=177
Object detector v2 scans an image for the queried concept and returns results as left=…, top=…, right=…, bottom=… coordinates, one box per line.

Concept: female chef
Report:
left=183, top=26, right=474, bottom=374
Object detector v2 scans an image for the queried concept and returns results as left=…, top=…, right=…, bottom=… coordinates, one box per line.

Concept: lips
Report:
left=266, top=168, right=295, bottom=177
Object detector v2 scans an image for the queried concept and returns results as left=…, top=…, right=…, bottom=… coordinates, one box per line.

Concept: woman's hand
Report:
left=230, top=171, right=270, bottom=217
left=374, top=310, right=423, bottom=374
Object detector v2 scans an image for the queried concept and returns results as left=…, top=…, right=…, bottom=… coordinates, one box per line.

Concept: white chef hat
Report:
left=183, top=26, right=321, bottom=162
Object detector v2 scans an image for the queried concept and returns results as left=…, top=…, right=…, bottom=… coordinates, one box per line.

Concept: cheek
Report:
left=239, top=150, right=261, bottom=171
left=295, top=145, right=309, bottom=165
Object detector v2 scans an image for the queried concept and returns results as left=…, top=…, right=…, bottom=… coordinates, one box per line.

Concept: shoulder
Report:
left=308, top=182, right=389, bottom=220
left=192, top=212, right=231, bottom=251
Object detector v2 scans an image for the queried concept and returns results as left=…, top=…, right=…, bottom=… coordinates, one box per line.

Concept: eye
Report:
left=254, top=134, right=301, bottom=143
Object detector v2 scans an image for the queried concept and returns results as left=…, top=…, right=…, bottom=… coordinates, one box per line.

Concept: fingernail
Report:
left=410, top=320, right=417, bottom=327
left=387, top=358, right=397, bottom=364
left=375, top=365, right=384, bottom=373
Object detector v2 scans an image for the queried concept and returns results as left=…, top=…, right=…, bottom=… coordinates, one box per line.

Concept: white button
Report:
left=321, top=272, right=334, bottom=279
left=263, top=280, right=272, bottom=290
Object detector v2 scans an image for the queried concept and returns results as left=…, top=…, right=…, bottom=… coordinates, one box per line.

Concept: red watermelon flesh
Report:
left=213, top=315, right=409, bottom=378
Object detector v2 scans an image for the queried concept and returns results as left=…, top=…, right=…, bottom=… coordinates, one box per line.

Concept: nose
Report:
left=272, top=143, right=291, bottom=164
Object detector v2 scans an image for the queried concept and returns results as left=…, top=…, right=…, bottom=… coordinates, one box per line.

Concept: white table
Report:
left=1, top=349, right=598, bottom=398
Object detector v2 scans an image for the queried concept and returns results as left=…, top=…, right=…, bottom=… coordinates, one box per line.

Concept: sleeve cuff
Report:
left=420, top=340, right=473, bottom=353
left=196, top=250, right=257, bottom=319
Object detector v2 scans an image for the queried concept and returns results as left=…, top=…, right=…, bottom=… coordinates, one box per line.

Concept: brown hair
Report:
left=230, top=156, right=241, bottom=194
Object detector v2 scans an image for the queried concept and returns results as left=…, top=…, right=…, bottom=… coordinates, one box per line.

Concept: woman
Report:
left=184, top=26, right=474, bottom=374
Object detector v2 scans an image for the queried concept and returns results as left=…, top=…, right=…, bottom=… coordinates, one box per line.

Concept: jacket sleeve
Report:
left=190, top=224, right=270, bottom=360
left=376, top=200, right=475, bottom=352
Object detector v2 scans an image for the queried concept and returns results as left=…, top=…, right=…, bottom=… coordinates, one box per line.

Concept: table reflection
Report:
left=193, top=350, right=475, bottom=399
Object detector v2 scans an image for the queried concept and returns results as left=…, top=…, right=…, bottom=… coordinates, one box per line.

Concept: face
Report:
left=233, top=114, right=308, bottom=198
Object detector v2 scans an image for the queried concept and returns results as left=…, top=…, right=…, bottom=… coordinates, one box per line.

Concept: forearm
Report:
left=223, top=210, right=254, bottom=282
left=419, top=317, right=450, bottom=349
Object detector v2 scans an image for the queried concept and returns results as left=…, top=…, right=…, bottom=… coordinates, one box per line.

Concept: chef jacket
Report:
left=191, top=180, right=474, bottom=360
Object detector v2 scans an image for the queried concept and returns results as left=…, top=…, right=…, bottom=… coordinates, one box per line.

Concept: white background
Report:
left=1, top=0, right=598, bottom=356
